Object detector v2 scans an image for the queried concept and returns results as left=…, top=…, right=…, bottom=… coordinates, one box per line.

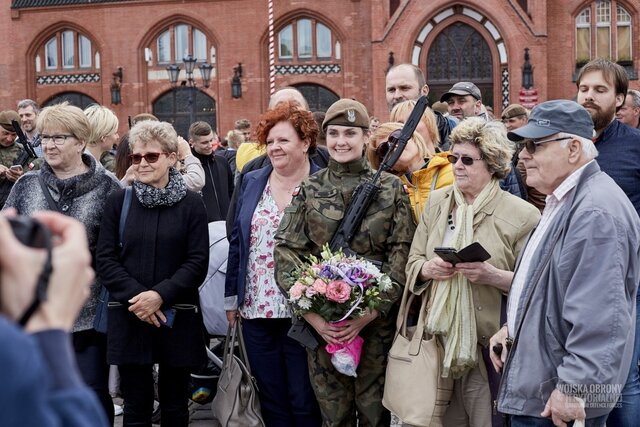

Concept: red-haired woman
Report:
left=225, top=102, right=321, bottom=427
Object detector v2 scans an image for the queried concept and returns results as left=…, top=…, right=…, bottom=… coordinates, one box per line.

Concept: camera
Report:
left=8, top=216, right=50, bottom=248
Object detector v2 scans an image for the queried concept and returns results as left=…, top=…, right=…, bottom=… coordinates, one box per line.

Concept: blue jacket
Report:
left=0, top=317, right=108, bottom=427
left=225, top=161, right=322, bottom=310
left=594, top=119, right=640, bottom=216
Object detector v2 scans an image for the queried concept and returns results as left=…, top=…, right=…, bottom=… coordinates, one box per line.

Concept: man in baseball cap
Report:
left=507, top=99, right=594, bottom=142
left=440, top=81, right=483, bottom=120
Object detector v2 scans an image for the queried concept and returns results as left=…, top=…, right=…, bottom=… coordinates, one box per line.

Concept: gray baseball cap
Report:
left=507, top=100, right=594, bottom=141
left=440, top=82, right=482, bottom=102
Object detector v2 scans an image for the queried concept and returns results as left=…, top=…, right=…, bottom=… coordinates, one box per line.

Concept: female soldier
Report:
left=274, top=99, right=416, bottom=427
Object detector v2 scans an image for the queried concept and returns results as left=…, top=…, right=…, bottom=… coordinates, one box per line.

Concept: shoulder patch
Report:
left=402, top=184, right=410, bottom=194
left=292, top=186, right=301, bottom=196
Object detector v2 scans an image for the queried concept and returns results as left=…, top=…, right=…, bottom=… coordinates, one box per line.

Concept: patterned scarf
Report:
left=426, top=178, right=500, bottom=379
left=133, top=167, right=187, bottom=208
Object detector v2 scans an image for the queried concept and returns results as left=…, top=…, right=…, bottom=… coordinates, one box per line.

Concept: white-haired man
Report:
left=490, top=100, right=640, bottom=427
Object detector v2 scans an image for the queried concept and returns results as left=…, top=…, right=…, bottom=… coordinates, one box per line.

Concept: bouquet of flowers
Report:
left=286, top=245, right=393, bottom=376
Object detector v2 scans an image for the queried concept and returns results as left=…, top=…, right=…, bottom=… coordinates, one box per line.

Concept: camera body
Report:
left=9, top=216, right=50, bottom=248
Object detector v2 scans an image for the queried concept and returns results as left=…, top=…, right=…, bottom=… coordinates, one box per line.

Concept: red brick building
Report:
left=2, top=0, right=638, bottom=137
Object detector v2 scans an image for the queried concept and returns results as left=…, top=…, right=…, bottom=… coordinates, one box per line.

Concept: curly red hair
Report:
left=254, top=102, right=318, bottom=154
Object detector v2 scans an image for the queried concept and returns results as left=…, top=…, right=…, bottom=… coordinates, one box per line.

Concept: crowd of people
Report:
left=0, top=56, right=639, bottom=427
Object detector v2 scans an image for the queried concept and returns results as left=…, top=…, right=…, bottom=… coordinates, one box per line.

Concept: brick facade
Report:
left=2, top=0, right=638, bottom=137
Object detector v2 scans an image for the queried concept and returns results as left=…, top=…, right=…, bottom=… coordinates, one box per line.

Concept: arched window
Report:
left=43, top=92, right=97, bottom=109
left=293, top=84, right=339, bottom=112
left=277, top=18, right=340, bottom=62
left=576, top=1, right=634, bottom=64
left=36, top=30, right=99, bottom=73
left=152, top=88, right=216, bottom=139
left=151, top=23, right=213, bottom=65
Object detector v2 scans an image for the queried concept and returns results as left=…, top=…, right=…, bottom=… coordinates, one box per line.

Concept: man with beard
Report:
left=17, top=99, right=42, bottom=157
left=385, top=63, right=455, bottom=149
left=576, top=58, right=640, bottom=427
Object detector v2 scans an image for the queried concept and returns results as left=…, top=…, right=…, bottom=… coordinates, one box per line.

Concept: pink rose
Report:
left=326, top=280, right=352, bottom=303
left=305, top=287, right=317, bottom=298
left=312, top=279, right=328, bottom=295
left=289, top=282, right=306, bottom=301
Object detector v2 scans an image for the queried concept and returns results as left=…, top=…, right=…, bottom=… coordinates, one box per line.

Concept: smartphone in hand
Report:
left=161, top=308, right=176, bottom=328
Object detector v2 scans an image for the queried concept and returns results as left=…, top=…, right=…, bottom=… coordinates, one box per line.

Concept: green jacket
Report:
left=274, top=157, right=416, bottom=316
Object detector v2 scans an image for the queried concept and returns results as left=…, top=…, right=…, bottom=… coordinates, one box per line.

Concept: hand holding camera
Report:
left=0, top=211, right=94, bottom=332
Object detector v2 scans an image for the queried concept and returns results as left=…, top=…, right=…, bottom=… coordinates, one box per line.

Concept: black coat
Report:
left=193, top=151, right=234, bottom=222
left=96, top=188, right=209, bottom=367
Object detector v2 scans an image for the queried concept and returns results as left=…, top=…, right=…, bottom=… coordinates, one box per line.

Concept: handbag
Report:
left=94, top=187, right=132, bottom=333
left=382, top=285, right=454, bottom=426
left=212, top=320, right=265, bottom=427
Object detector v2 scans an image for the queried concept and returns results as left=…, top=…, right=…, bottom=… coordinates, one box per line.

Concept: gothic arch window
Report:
left=576, top=1, right=634, bottom=63
left=277, top=18, right=340, bottom=63
left=293, top=84, right=339, bottom=112
left=427, top=22, right=494, bottom=107
left=149, top=22, right=214, bottom=66
left=43, top=92, right=97, bottom=109
left=152, top=89, right=216, bottom=139
left=36, top=29, right=99, bottom=74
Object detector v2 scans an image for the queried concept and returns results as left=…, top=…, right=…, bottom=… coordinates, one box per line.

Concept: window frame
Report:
left=575, top=1, right=635, bottom=63
left=276, top=18, right=339, bottom=63
left=153, top=23, right=212, bottom=66
left=38, top=29, right=97, bottom=73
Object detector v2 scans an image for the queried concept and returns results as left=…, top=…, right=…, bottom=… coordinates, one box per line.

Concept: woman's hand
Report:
left=122, top=165, right=137, bottom=185
left=177, top=137, right=191, bottom=160
left=334, top=309, right=379, bottom=343
left=129, top=290, right=163, bottom=327
left=419, top=257, right=456, bottom=281
left=303, top=312, right=345, bottom=346
left=455, top=262, right=514, bottom=291
left=226, top=310, right=239, bottom=327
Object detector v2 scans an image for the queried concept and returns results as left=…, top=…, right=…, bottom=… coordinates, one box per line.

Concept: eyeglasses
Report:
left=520, top=136, right=573, bottom=154
left=129, top=152, right=170, bottom=164
left=41, top=134, right=75, bottom=145
left=447, top=154, right=484, bottom=166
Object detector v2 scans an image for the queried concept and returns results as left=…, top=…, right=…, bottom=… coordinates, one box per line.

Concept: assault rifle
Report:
left=328, top=95, right=428, bottom=256
left=11, top=120, right=38, bottom=167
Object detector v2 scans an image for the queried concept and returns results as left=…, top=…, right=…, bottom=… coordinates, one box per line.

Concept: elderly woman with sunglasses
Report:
left=368, top=120, right=453, bottom=220
left=4, top=102, right=122, bottom=425
left=404, top=117, right=539, bottom=426
left=96, top=121, right=209, bottom=426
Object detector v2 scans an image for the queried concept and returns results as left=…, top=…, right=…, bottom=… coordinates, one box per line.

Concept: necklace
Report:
left=270, top=172, right=298, bottom=194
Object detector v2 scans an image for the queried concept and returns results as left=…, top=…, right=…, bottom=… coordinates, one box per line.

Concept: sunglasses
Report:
left=129, top=152, right=169, bottom=164
left=520, top=136, right=573, bottom=154
left=447, top=154, right=484, bottom=166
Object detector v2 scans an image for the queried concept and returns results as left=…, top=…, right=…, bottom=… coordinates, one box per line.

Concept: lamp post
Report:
left=166, top=55, right=213, bottom=125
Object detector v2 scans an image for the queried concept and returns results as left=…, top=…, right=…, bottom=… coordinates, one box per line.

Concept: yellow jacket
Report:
left=400, top=152, right=454, bottom=220
left=235, top=142, right=266, bottom=173
left=405, top=185, right=540, bottom=346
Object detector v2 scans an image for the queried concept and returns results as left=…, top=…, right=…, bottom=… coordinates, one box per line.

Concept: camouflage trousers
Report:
left=307, top=315, right=395, bottom=427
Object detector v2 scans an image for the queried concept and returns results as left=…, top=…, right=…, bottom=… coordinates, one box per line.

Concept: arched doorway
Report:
left=427, top=22, right=494, bottom=109
left=43, top=92, right=97, bottom=109
left=293, top=84, right=339, bottom=113
left=153, top=88, right=216, bottom=139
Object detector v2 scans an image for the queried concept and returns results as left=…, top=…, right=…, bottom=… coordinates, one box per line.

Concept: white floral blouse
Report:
left=239, top=183, right=292, bottom=319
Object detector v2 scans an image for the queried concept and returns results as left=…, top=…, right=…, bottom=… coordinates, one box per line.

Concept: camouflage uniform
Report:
left=0, top=142, right=35, bottom=207
left=100, top=151, right=116, bottom=173
left=274, top=157, right=416, bottom=427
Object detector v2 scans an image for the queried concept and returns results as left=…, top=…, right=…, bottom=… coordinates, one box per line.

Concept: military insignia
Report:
left=28, top=162, right=35, bottom=170
left=292, top=186, right=301, bottom=196
left=402, top=184, right=410, bottom=194
left=347, top=109, right=356, bottom=123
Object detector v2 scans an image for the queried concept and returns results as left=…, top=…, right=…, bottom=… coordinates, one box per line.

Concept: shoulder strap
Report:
left=38, top=174, right=59, bottom=212
left=119, top=187, right=132, bottom=247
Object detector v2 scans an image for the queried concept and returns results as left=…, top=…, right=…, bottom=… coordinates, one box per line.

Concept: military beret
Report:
left=0, top=110, right=20, bottom=132
left=322, top=99, right=370, bottom=131
left=502, top=104, right=528, bottom=120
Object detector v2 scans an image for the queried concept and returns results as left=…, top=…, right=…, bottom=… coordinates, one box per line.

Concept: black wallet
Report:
left=433, top=242, right=491, bottom=266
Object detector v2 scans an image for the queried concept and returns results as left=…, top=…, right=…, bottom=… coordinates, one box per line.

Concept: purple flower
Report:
left=319, top=265, right=334, bottom=279
left=346, top=266, right=369, bottom=284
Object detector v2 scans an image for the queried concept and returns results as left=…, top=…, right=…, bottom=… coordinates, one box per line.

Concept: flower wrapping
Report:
left=285, top=245, right=392, bottom=376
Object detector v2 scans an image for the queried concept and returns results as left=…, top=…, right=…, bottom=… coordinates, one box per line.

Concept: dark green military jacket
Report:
left=100, top=151, right=116, bottom=173
left=0, top=142, right=40, bottom=207
left=274, top=157, right=416, bottom=316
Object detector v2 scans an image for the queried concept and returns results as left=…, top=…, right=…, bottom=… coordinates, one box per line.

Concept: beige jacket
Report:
left=405, top=185, right=539, bottom=347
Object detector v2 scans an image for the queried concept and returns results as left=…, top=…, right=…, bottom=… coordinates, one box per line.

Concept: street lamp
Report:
left=231, top=63, right=243, bottom=99
left=165, top=55, right=213, bottom=124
